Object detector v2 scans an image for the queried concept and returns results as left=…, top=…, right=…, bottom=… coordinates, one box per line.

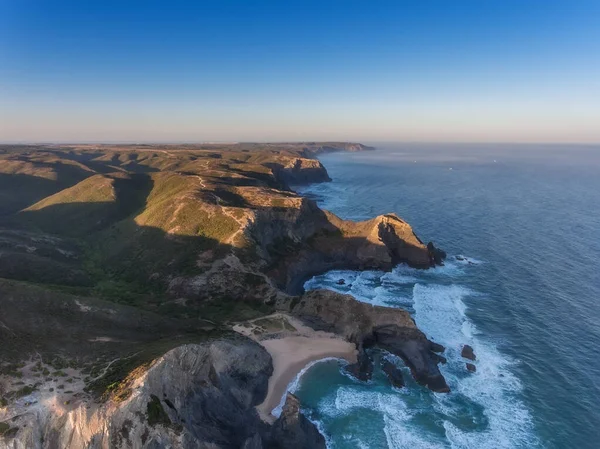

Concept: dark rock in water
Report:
left=427, top=242, right=447, bottom=266
left=461, top=344, right=476, bottom=361
left=286, top=289, right=450, bottom=394
left=269, top=393, right=326, bottom=449
left=455, top=255, right=465, bottom=261
left=381, top=359, right=405, bottom=388
left=373, top=324, right=450, bottom=393
left=430, top=342, right=445, bottom=353
left=243, top=433, right=263, bottom=449
left=337, top=279, right=345, bottom=285
left=344, top=346, right=373, bottom=382
left=432, top=353, right=447, bottom=364
left=466, top=363, right=477, bottom=372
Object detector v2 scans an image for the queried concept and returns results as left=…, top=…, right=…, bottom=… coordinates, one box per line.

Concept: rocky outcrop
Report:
left=299, top=142, right=375, bottom=157
left=427, top=241, right=447, bottom=266
left=461, top=344, right=476, bottom=361
left=0, top=340, right=323, bottom=449
left=381, top=359, right=405, bottom=388
left=344, top=346, right=373, bottom=382
left=279, top=289, right=450, bottom=393
left=265, top=211, right=440, bottom=294
left=374, top=325, right=449, bottom=392
left=466, top=363, right=477, bottom=372
left=268, top=393, right=326, bottom=449
left=268, top=158, right=331, bottom=186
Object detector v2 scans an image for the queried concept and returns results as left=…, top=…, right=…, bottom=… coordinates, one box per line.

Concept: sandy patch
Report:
left=234, top=313, right=356, bottom=422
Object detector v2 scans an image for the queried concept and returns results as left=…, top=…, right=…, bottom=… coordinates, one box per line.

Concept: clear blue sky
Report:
left=1, top=0, right=599, bottom=143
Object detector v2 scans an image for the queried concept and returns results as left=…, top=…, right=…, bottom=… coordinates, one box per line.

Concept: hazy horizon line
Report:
left=1, top=140, right=599, bottom=147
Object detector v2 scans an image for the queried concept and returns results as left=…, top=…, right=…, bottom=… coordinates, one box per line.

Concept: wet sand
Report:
left=256, top=335, right=356, bottom=422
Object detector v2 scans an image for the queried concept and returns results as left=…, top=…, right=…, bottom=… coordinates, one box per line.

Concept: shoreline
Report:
left=232, top=313, right=357, bottom=423
left=256, top=336, right=357, bottom=422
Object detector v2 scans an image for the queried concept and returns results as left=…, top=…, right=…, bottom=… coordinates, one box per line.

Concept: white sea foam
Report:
left=453, top=254, right=484, bottom=265
left=318, top=387, right=446, bottom=449
left=383, top=414, right=447, bottom=449
left=302, top=258, right=538, bottom=449
left=271, top=357, right=346, bottom=418
left=305, top=270, right=414, bottom=307
left=412, top=283, right=539, bottom=449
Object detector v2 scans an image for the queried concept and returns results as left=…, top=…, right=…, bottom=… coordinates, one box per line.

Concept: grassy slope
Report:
left=0, top=143, right=360, bottom=399
left=0, top=143, right=338, bottom=299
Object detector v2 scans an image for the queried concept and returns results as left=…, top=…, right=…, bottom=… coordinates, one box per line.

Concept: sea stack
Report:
left=461, top=344, right=476, bottom=361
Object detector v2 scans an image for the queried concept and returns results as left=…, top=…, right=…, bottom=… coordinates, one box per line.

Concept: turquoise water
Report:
left=288, top=144, right=600, bottom=449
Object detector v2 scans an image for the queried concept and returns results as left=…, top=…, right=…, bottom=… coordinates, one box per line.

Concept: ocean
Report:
left=286, top=143, right=600, bottom=449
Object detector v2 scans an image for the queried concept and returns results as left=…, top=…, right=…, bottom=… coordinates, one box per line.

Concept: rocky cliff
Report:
left=0, top=142, right=448, bottom=448
left=268, top=157, right=331, bottom=186
left=279, top=289, right=449, bottom=392
left=1, top=340, right=325, bottom=449
left=259, top=210, right=436, bottom=294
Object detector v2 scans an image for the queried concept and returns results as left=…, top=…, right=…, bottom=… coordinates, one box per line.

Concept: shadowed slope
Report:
left=19, top=173, right=153, bottom=237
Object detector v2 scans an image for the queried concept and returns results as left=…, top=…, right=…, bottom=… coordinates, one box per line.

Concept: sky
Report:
left=1, top=0, right=599, bottom=143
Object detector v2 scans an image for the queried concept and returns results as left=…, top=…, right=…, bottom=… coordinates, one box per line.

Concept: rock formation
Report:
left=461, top=344, right=476, bottom=361
left=279, top=289, right=450, bottom=393
left=344, top=346, right=374, bottom=382
left=264, top=211, right=441, bottom=294
left=427, top=241, right=447, bottom=266
left=268, top=393, right=326, bottom=449
left=268, top=157, right=331, bottom=186
left=381, top=359, right=405, bottom=388
left=0, top=340, right=325, bottom=449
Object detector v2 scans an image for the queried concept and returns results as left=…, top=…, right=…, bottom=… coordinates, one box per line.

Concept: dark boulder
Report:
left=243, top=434, right=264, bottom=449
left=430, top=342, right=445, bottom=353
left=269, top=393, right=326, bottom=449
left=373, top=325, right=450, bottom=393
left=337, top=279, right=345, bottom=285
left=432, top=353, right=447, bottom=365
left=466, top=363, right=477, bottom=373
left=381, top=359, right=405, bottom=388
left=344, top=346, right=373, bottom=382
left=285, top=289, right=450, bottom=394
left=461, top=344, right=476, bottom=361
left=427, top=242, right=447, bottom=266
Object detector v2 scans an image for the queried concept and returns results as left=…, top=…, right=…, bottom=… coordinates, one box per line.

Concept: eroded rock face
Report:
left=427, top=241, right=447, bottom=266
left=270, top=157, right=332, bottom=186
left=374, top=326, right=449, bottom=393
left=280, top=289, right=450, bottom=393
left=344, top=346, right=374, bottom=382
left=1, top=340, right=323, bottom=449
left=269, top=393, right=326, bottom=449
left=381, top=359, right=405, bottom=388
left=266, top=212, right=437, bottom=294
left=461, top=344, right=476, bottom=361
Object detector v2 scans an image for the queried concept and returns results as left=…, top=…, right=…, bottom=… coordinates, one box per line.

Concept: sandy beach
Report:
left=256, top=336, right=357, bottom=421
left=233, top=313, right=357, bottom=422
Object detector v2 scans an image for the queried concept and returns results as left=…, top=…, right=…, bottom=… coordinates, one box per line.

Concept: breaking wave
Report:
left=299, top=259, right=540, bottom=448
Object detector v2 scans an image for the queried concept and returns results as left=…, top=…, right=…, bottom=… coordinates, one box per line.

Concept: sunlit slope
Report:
left=93, top=171, right=247, bottom=288
left=19, top=173, right=151, bottom=237
left=0, top=154, right=93, bottom=215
